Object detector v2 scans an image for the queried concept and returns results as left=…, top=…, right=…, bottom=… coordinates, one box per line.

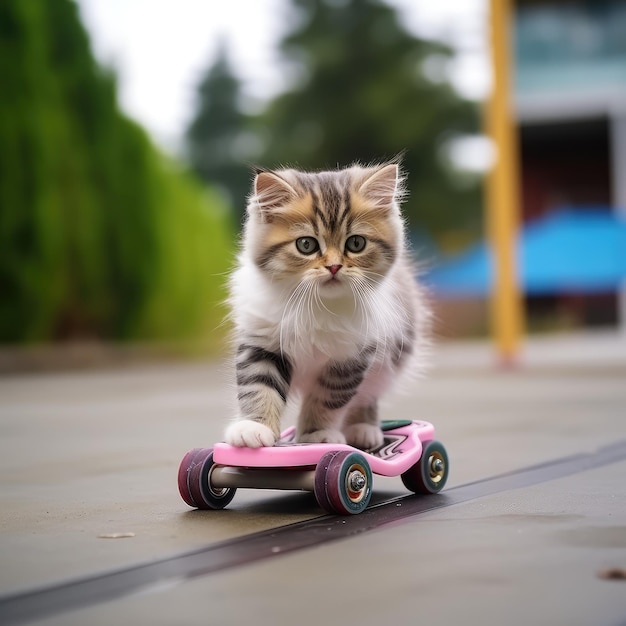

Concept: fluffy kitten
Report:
left=224, top=162, right=430, bottom=449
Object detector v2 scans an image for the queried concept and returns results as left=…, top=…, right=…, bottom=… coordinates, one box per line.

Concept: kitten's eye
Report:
left=295, top=237, right=320, bottom=255
left=345, top=235, right=366, bottom=253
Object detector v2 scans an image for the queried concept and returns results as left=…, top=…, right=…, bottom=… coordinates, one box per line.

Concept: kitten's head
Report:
left=243, top=163, right=405, bottom=298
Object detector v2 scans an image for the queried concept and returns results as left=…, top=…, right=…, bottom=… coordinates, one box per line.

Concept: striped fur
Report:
left=224, top=162, right=431, bottom=449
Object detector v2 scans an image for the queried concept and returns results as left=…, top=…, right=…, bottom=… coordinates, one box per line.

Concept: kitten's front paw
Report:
left=343, top=424, right=384, bottom=450
left=224, top=420, right=277, bottom=448
left=298, top=429, right=346, bottom=445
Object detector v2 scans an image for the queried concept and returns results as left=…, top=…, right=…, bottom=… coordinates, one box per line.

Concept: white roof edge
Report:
left=515, top=87, right=626, bottom=124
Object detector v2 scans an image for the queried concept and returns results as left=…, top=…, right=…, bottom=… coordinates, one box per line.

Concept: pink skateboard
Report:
left=178, top=420, right=449, bottom=515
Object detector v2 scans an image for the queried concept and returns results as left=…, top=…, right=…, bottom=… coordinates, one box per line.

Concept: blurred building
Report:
left=515, top=0, right=626, bottom=328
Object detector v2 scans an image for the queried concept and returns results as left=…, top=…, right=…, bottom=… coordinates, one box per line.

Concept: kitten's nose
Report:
left=326, top=264, right=342, bottom=276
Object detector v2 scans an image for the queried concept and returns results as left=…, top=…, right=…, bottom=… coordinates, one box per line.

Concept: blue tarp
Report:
left=424, top=209, right=626, bottom=298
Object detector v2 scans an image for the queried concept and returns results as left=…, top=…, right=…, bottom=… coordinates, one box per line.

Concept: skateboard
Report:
left=178, top=420, right=449, bottom=515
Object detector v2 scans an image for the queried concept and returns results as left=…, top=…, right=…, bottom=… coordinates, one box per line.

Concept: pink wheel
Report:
left=178, top=448, right=204, bottom=507
left=313, top=451, right=342, bottom=513
left=178, top=448, right=237, bottom=510
left=314, top=451, right=372, bottom=515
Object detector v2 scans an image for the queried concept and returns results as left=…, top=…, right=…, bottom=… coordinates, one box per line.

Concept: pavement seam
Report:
left=1, top=439, right=626, bottom=626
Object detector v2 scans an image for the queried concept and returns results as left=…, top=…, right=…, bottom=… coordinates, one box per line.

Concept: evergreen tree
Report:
left=258, top=0, right=482, bottom=244
left=186, top=44, right=252, bottom=221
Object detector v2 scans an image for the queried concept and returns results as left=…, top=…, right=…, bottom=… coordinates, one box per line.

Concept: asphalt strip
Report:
left=2, top=439, right=626, bottom=625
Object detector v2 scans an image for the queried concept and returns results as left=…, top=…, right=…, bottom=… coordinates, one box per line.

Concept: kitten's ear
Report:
left=358, top=163, right=399, bottom=208
left=252, top=171, right=296, bottom=222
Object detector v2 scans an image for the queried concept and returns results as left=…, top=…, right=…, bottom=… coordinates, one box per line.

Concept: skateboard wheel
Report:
left=314, top=451, right=372, bottom=515
left=401, top=440, right=449, bottom=494
left=180, top=448, right=237, bottom=510
left=178, top=448, right=204, bottom=507
left=312, top=451, right=342, bottom=513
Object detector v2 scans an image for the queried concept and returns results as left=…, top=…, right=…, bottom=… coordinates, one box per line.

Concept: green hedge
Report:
left=0, top=0, right=233, bottom=345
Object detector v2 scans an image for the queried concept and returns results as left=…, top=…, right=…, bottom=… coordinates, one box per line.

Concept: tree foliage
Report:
left=186, top=44, right=252, bottom=223
left=186, top=0, right=482, bottom=244
left=262, top=0, right=482, bottom=242
left=0, top=0, right=233, bottom=344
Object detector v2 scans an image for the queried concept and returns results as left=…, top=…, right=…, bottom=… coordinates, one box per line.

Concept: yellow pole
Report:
left=485, top=0, right=524, bottom=364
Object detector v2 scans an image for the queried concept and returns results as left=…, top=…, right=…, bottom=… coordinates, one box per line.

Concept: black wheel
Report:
left=184, top=448, right=237, bottom=510
left=401, top=440, right=449, bottom=494
left=314, top=451, right=372, bottom=515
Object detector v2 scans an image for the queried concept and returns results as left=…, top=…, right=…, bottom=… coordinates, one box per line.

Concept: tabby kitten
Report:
left=224, top=162, right=430, bottom=449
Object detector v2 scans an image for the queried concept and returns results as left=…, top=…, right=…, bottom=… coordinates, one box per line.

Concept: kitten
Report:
left=224, top=162, right=430, bottom=449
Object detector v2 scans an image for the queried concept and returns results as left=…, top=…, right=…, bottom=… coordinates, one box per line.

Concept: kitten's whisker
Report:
left=362, top=271, right=386, bottom=285
left=300, top=281, right=315, bottom=351
left=363, top=273, right=411, bottom=325
left=313, top=282, right=335, bottom=316
left=353, top=275, right=401, bottom=363
left=352, top=276, right=384, bottom=359
left=348, top=280, right=370, bottom=340
left=298, top=280, right=316, bottom=353
left=280, top=280, right=310, bottom=354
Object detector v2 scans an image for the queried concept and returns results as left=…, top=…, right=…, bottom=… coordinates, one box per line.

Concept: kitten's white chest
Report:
left=232, top=260, right=404, bottom=362
left=283, top=295, right=366, bottom=360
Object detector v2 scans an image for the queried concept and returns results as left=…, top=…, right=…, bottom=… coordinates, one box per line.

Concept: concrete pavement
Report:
left=0, top=331, right=625, bottom=624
